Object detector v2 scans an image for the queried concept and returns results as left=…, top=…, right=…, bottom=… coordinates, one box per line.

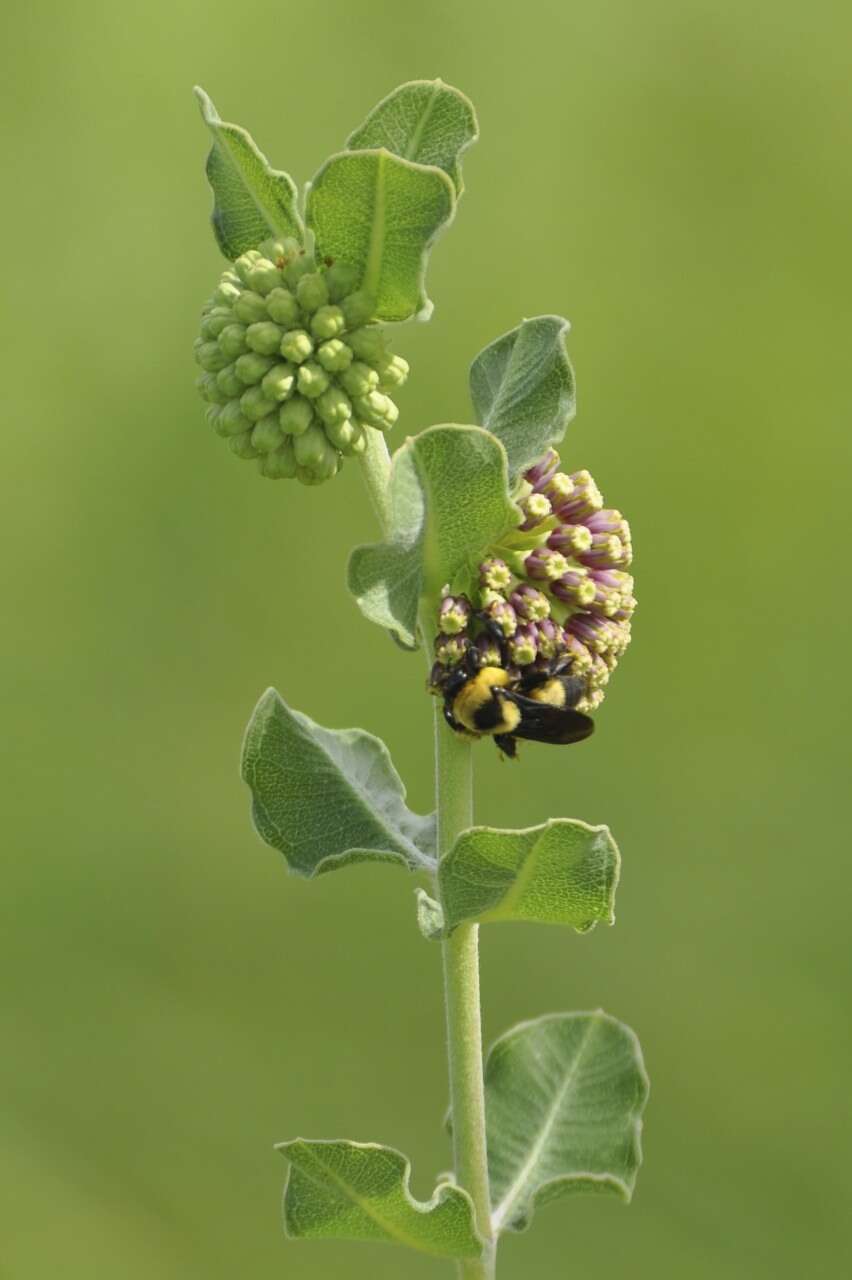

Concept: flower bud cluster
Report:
left=431, top=450, right=635, bottom=713
left=194, top=238, right=408, bottom=484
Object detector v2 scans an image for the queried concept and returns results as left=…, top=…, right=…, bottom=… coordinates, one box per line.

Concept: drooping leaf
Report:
left=348, top=425, right=520, bottom=646
left=279, top=1140, right=482, bottom=1259
left=306, top=150, right=455, bottom=322
left=469, top=316, right=576, bottom=480
left=484, top=1012, right=649, bottom=1234
left=346, top=79, right=478, bottom=196
left=194, top=87, right=303, bottom=260
left=439, top=820, right=619, bottom=934
left=241, top=689, right=435, bottom=877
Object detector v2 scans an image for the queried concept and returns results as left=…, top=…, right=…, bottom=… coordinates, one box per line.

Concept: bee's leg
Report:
left=494, top=733, right=518, bottom=760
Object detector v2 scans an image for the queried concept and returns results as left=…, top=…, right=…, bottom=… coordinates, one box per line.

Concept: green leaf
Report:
left=346, top=79, right=478, bottom=197
left=484, top=1012, right=649, bottom=1234
left=194, top=86, right=303, bottom=260
left=469, top=316, right=576, bottom=481
left=348, top=425, right=520, bottom=645
left=439, top=820, right=619, bottom=933
left=241, top=689, right=435, bottom=877
left=306, top=150, right=455, bottom=322
left=279, top=1140, right=482, bottom=1259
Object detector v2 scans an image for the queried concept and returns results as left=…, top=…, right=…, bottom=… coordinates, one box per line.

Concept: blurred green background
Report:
left=2, top=0, right=850, bottom=1275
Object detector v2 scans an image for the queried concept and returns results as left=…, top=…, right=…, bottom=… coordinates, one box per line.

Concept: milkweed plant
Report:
left=194, top=80, right=649, bottom=1278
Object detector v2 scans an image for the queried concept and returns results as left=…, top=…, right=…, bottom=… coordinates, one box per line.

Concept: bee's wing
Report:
left=503, top=691, right=595, bottom=745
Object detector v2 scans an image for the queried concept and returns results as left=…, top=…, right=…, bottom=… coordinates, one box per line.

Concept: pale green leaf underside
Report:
left=194, top=87, right=302, bottom=260
left=348, top=425, right=520, bottom=646
left=469, top=316, right=576, bottom=480
left=241, top=689, right=435, bottom=876
left=346, top=79, right=478, bottom=196
left=485, top=1012, right=649, bottom=1234
left=306, top=150, right=455, bottom=322
left=280, top=1140, right=482, bottom=1259
left=439, top=820, right=620, bottom=933
left=415, top=888, right=445, bottom=941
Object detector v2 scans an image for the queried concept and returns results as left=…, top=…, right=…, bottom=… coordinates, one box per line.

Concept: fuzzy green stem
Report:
left=356, top=426, right=393, bottom=534
left=435, top=715, right=496, bottom=1278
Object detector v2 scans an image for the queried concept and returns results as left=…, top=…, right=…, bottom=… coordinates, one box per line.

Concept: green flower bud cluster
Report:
left=194, top=238, right=409, bottom=483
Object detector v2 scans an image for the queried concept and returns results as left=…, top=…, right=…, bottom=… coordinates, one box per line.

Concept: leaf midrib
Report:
left=490, top=1016, right=601, bottom=1231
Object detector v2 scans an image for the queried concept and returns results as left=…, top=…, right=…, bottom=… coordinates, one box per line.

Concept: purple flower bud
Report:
left=509, top=584, right=551, bottom=622
left=566, top=613, right=617, bottom=655
left=585, top=508, right=630, bottom=542
left=438, top=594, right=473, bottom=636
left=524, top=547, right=570, bottom=581
left=474, top=633, right=504, bottom=666
left=551, top=570, right=596, bottom=607
left=482, top=598, right=518, bottom=637
left=479, top=556, right=513, bottom=593
left=507, top=623, right=538, bottom=666
left=548, top=523, right=593, bottom=555
left=535, top=618, right=566, bottom=660
left=524, top=448, right=561, bottom=492
left=554, top=470, right=603, bottom=521
left=579, top=533, right=631, bottom=569
left=435, top=632, right=469, bottom=666
left=519, top=491, right=553, bottom=530
left=563, top=631, right=594, bottom=675
left=543, top=472, right=574, bottom=504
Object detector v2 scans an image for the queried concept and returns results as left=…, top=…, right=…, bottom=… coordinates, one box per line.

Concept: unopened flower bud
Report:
left=555, top=470, right=603, bottom=520
left=261, top=362, right=296, bottom=403
left=280, top=329, right=314, bottom=364
left=316, top=386, right=353, bottom=426
left=197, top=372, right=227, bottom=404
left=216, top=365, right=244, bottom=399
left=310, top=305, right=346, bottom=340
left=240, top=385, right=277, bottom=422
left=507, top=623, right=538, bottom=666
left=482, top=598, right=518, bottom=638
left=439, top=595, right=472, bottom=635
left=233, top=249, right=261, bottom=284
left=435, top=632, right=469, bottom=666
left=474, top=633, right=504, bottom=666
left=245, top=321, right=284, bottom=356
left=341, top=361, right=380, bottom=397
left=524, top=547, right=570, bottom=581
left=200, top=307, right=233, bottom=340
left=354, top=390, right=398, bottom=431
left=548, top=523, right=593, bottom=555
left=251, top=414, right=285, bottom=454
left=341, top=290, right=376, bottom=327
left=293, top=422, right=331, bottom=468
left=296, top=272, right=330, bottom=314
left=218, top=322, right=249, bottom=359
left=228, top=429, right=259, bottom=460
left=479, top=557, right=513, bottom=593
left=552, top=570, right=596, bottom=607
left=579, top=533, right=627, bottom=569
left=543, top=472, right=574, bottom=504
left=509, top=584, right=551, bottom=622
left=258, top=439, right=297, bottom=479
left=316, top=338, right=353, bottom=373
left=278, top=395, right=314, bottom=436
left=535, top=618, right=566, bottom=660
left=218, top=400, right=253, bottom=437
left=297, top=361, right=331, bottom=399
left=307, top=445, right=341, bottom=482
left=233, top=291, right=269, bottom=325
left=283, top=251, right=313, bottom=289
left=323, top=416, right=365, bottom=455
left=213, top=279, right=241, bottom=307
left=347, top=327, right=388, bottom=364
left=520, top=492, right=552, bottom=529
left=247, top=258, right=284, bottom=295
left=195, top=341, right=230, bottom=373
left=235, top=351, right=276, bottom=385
left=266, top=287, right=301, bottom=327
left=524, top=449, right=561, bottom=491
left=324, top=261, right=360, bottom=301
left=376, top=353, right=410, bottom=390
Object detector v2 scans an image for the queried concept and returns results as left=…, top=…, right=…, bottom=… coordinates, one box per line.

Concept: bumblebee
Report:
left=436, top=649, right=594, bottom=759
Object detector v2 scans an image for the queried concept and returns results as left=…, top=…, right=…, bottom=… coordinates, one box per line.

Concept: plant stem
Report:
left=435, top=713, right=496, bottom=1279
left=356, top=426, right=393, bottom=534
left=355, top=432, right=495, bottom=1274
